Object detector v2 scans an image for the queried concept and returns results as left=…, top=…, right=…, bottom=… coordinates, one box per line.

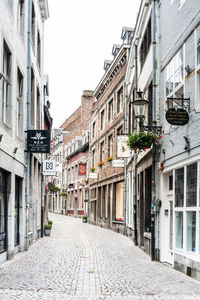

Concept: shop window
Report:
left=169, top=175, right=173, bottom=191
left=116, top=182, right=124, bottom=221
left=175, top=167, right=184, bottom=207
left=186, top=211, right=196, bottom=252
left=15, top=177, right=21, bottom=246
left=0, top=171, right=7, bottom=253
left=175, top=212, right=183, bottom=249
left=186, top=163, right=197, bottom=207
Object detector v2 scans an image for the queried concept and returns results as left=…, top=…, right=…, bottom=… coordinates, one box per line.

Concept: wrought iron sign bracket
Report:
left=140, top=126, right=162, bottom=134
left=167, top=97, right=190, bottom=112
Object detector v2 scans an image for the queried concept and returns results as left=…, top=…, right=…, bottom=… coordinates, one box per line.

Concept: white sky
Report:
left=44, top=0, right=141, bottom=128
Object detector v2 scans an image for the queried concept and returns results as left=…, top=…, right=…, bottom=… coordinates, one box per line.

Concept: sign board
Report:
left=117, top=135, right=131, bottom=158
left=27, top=130, right=50, bottom=153
left=112, top=159, right=125, bottom=168
left=43, top=160, right=56, bottom=175
left=69, top=183, right=74, bottom=188
left=78, top=164, right=87, bottom=176
left=89, top=172, right=98, bottom=179
left=165, top=108, right=189, bottom=126
left=0, top=232, right=6, bottom=241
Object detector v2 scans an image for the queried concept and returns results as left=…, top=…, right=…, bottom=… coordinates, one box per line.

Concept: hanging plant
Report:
left=106, top=156, right=113, bottom=163
left=97, top=161, right=104, bottom=168
left=127, top=131, right=162, bottom=154
left=90, top=167, right=95, bottom=173
left=59, top=191, right=67, bottom=196
left=48, top=185, right=61, bottom=193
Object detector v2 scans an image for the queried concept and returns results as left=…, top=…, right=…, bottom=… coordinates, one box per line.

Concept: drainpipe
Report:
left=25, top=0, right=31, bottom=250
left=133, top=43, right=138, bottom=246
left=88, top=129, right=91, bottom=223
left=123, top=45, right=130, bottom=236
left=151, top=0, right=157, bottom=261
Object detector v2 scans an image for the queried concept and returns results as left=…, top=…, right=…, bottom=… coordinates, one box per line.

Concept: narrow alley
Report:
left=0, top=214, right=200, bottom=300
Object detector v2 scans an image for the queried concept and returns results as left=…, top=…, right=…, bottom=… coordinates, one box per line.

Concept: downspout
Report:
left=25, top=0, right=31, bottom=250
left=151, top=0, right=157, bottom=261
left=124, top=45, right=130, bottom=236
left=88, top=127, right=91, bottom=223
left=133, top=43, right=138, bottom=246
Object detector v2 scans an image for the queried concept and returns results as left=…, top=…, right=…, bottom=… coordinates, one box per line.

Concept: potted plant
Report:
left=82, top=215, right=87, bottom=223
left=97, top=161, right=104, bottom=168
left=106, top=156, right=113, bottom=163
left=48, top=220, right=53, bottom=228
left=127, top=131, right=162, bottom=154
left=49, top=185, right=61, bottom=193
left=90, top=167, right=95, bottom=173
left=44, top=224, right=52, bottom=236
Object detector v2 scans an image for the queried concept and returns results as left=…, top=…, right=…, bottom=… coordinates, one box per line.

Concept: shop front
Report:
left=0, top=170, right=8, bottom=262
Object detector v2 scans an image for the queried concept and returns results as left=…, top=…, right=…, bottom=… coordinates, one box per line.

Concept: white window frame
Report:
left=173, top=161, right=200, bottom=256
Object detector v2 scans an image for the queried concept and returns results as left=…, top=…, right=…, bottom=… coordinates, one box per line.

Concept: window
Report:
left=100, top=109, right=105, bottom=130
left=166, top=47, right=183, bottom=97
left=36, top=87, right=40, bottom=129
left=92, top=121, right=96, bottom=139
left=175, top=168, right=184, bottom=207
left=117, top=87, right=123, bottom=114
left=174, top=162, right=200, bottom=254
left=31, top=3, right=35, bottom=47
left=186, top=163, right=197, bottom=207
left=31, top=69, right=35, bottom=128
left=175, top=212, right=183, bottom=249
left=169, top=175, right=173, bottom=191
left=108, top=99, right=113, bottom=122
left=197, top=26, right=200, bottom=66
left=117, top=125, right=123, bottom=135
left=16, top=68, right=23, bottom=137
left=108, top=134, right=113, bottom=157
left=92, top=149, right=95, bottom=167
left=140, top=17, right=151, bottom=70
left=2, top=40, right=12, bottom=126
left=116, top=182, right=124, bottom=220
left=37, top=31, right=41, bottom=69
left=17, top=0, right=25, bottom=37
left=100, top=141, right=104, bottom=162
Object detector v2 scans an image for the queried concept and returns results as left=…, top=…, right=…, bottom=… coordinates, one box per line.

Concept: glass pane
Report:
left=186, top=163, right=197, bottom=207
left=197, top=45, right=200, bottom=66
left=175, top=168, right=184, bottom=207
left=186, top=211, right=196, bottom=252
left=175, top=212, right=183, bottom=249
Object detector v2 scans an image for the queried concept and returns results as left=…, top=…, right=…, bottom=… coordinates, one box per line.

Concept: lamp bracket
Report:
left=167, top=97, right=190, bottom=112
left=140, top=126, right=162, bottom=134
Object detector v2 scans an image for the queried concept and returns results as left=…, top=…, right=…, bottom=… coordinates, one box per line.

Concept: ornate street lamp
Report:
left=132, top=91, right=148, bottom=127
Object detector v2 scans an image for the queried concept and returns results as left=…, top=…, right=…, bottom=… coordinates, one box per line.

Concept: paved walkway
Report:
left=0, top=213, right=200, bottom=299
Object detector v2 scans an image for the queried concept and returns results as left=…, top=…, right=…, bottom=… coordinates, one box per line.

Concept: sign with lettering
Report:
left=27, top=130, right=50, bottom=153
left=78, top=164, right=87, bottom=176
left=165, top=108, right=189, bottom=126
left=0, top=232, right=6, bottom=241
left=43, top=160, right=56, bottom=175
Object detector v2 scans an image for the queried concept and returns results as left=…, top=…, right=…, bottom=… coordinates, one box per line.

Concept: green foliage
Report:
left=44, top=224, right=51, bottom=230
left=48, top=220, right=53, bottom=227
left=49, top=185, right=61, bottom=193
left=82, top=215, right=87, bottom=220
left=127, top=131, right=162, bottom=154
left=59, top=192, right=67, bottom=196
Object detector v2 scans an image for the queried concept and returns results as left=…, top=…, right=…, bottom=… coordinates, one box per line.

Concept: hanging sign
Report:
left=89, top=172, right=98, bottom=179
left=117, top=135, right=131, bottom=158
left=27, top=130, right=50, bottom=153
left=112, top=159, right=125, bottom=168
left=43, top=160, right=56, bottom=175
left=0, top=232, right=6, bottom=241
left=78, top=164, right=87, bottom=175
left=165, top=108, right=189, bottom=126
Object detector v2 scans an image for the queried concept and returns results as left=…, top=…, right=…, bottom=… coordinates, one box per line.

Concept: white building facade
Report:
left=0, top=0, right=49, bottom=264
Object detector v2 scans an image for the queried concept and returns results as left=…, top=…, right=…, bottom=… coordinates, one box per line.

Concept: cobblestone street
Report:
left=0, top=213, right=200, bottom=300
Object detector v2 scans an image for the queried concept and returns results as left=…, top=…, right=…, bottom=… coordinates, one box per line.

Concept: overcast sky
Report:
left=44, top=0, right=141, bottom=128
